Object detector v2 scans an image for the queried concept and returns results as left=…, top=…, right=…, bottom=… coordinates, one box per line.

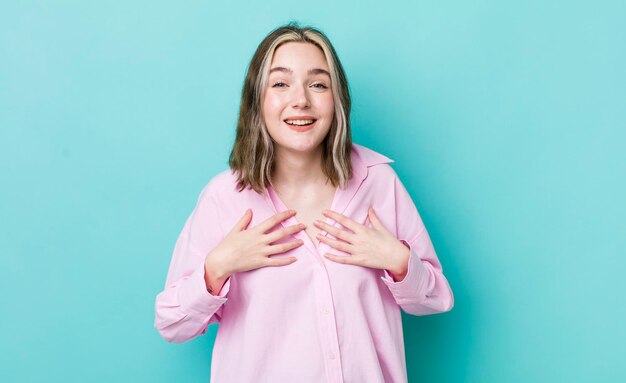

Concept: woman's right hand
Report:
left=204, top=208, right=305, bottom=281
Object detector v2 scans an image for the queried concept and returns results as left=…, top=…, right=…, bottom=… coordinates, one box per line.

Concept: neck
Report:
left=271, top=146, right=328, bottom=192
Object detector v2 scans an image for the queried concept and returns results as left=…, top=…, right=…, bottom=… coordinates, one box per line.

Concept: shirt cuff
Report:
left=380, top=240, right=432, bottom=304
left=177, top=263, right=230, bottom=315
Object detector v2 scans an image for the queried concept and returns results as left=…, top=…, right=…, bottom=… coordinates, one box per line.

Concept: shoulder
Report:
left=197, top=168, right=242, bottom=201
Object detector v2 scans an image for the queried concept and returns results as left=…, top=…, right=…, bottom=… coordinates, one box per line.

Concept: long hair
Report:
left=229, top=21, right=353, bottom=193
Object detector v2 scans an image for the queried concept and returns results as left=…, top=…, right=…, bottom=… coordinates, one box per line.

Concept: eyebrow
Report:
left=269, top=66, right=331, bottom=77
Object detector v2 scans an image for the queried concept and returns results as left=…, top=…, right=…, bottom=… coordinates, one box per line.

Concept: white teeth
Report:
left=285, top=119, right=315, bottom=126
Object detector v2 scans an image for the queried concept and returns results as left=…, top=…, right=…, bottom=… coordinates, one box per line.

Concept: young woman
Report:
left=155, top=22, right=454, bottom=383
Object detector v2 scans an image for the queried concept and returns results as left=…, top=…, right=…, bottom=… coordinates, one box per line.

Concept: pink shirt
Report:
left=154, top=143, right=454, bottom=383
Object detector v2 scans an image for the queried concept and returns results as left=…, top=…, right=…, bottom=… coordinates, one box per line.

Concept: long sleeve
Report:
left=380, top=174, right=454, bottom=316
left=154, top=184, right=231, bottom=343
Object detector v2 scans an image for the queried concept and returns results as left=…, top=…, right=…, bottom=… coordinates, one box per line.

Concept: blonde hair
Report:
left=229, top=21, right=353, bottom=193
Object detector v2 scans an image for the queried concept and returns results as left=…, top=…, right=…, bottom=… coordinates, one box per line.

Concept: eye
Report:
left=312, top=83, right=328, bottom=89
left=272, top=82, right=288, bottom=88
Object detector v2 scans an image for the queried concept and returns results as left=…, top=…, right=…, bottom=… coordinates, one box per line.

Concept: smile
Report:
left=284, top=119, right=317, bottom=132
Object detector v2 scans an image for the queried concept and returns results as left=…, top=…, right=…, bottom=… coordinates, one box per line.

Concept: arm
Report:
left=380, top=174, right=454, bottom=316
left=154, top=185, right=231, bottom=343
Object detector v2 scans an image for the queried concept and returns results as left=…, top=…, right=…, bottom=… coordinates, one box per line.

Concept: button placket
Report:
left=264, top=185, right=346, bottom=383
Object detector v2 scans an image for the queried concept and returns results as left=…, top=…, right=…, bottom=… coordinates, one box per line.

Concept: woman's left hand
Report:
left=313, top=207, right=410, bottom=281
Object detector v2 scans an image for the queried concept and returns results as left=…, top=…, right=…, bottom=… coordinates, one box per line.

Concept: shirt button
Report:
left=322, top=307, right=330, bottom=314
left=329, top=352, right=336, bottom=360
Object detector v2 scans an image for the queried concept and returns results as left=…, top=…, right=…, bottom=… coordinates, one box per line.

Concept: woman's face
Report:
left=262, top=42, right=335, bottom=156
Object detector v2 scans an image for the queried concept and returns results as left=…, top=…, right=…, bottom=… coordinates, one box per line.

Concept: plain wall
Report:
left=1, top=1, right=624, bottom=382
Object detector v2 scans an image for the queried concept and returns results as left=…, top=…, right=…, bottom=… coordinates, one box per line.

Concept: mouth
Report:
left=283, top=118, right=318, bottom=132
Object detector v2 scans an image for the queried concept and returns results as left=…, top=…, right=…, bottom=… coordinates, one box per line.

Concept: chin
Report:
left=277, top=138, right=325, bottom=154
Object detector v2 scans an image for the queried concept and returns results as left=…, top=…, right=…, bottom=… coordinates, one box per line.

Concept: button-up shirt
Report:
left=154, top=143, right=454, bottom=382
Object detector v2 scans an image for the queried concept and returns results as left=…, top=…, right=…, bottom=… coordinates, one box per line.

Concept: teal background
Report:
left=1, top=1, right=624, bottom=382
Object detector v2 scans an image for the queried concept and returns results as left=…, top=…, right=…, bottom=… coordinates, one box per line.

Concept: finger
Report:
left=256, top=210, right=297, bottom=233
left=316, top=234, right=354, bottom=253
left=232, top=208, right=253, bottom=232
left=264, top=256, right=298, bottom=267
left=368, top=207, right=384, bottom=229
left=265, top=223, right=306, bottom=244
left=324, top=253, right=358, bottom=265
left=322, top=209, right=361, bottom=233
left=313, top=220, right=353, bottom=242
left=265, top=239, right=304, bottom=256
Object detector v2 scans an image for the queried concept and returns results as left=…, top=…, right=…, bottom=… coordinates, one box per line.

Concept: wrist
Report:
left=205, top=250, right=232, bottom=282
left=388, top=242, right=410, bottom=279
left=204, top=255, right=231, bottom=281
left=203, top=259, right=230, bottom=296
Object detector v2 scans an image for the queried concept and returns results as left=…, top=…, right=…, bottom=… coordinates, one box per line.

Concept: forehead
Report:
left=270, top=42, right=329, bottom=72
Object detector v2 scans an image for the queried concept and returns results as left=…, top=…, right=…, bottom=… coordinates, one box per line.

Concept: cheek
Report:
left=263, top=93, right=284, bottom=116
left=319, top=94, right=335, bottom=116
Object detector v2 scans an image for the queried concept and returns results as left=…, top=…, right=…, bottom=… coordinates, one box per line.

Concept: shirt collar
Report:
left=325, top=143, right=393, bottom=218
left=352, top=143, right=395, bottom=169
left=261, top=143, right=393, bottom=216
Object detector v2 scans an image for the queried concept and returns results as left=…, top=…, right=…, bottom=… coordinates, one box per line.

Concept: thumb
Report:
left=368, top=207, right=383, bottom=229
left=233, top=208, right=253, bottom=232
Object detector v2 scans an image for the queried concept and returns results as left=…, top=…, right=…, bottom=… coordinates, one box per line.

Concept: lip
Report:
left=284, top=119, right=317, bottom=132
left=284, top=115, right=317, bottom=120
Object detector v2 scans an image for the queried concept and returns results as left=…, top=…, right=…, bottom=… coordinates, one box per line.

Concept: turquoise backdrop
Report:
left=1, top=1, right=624, bottom=382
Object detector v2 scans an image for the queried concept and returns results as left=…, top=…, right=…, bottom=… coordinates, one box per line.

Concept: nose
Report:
left=291, top=84, right=310, bottom=108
